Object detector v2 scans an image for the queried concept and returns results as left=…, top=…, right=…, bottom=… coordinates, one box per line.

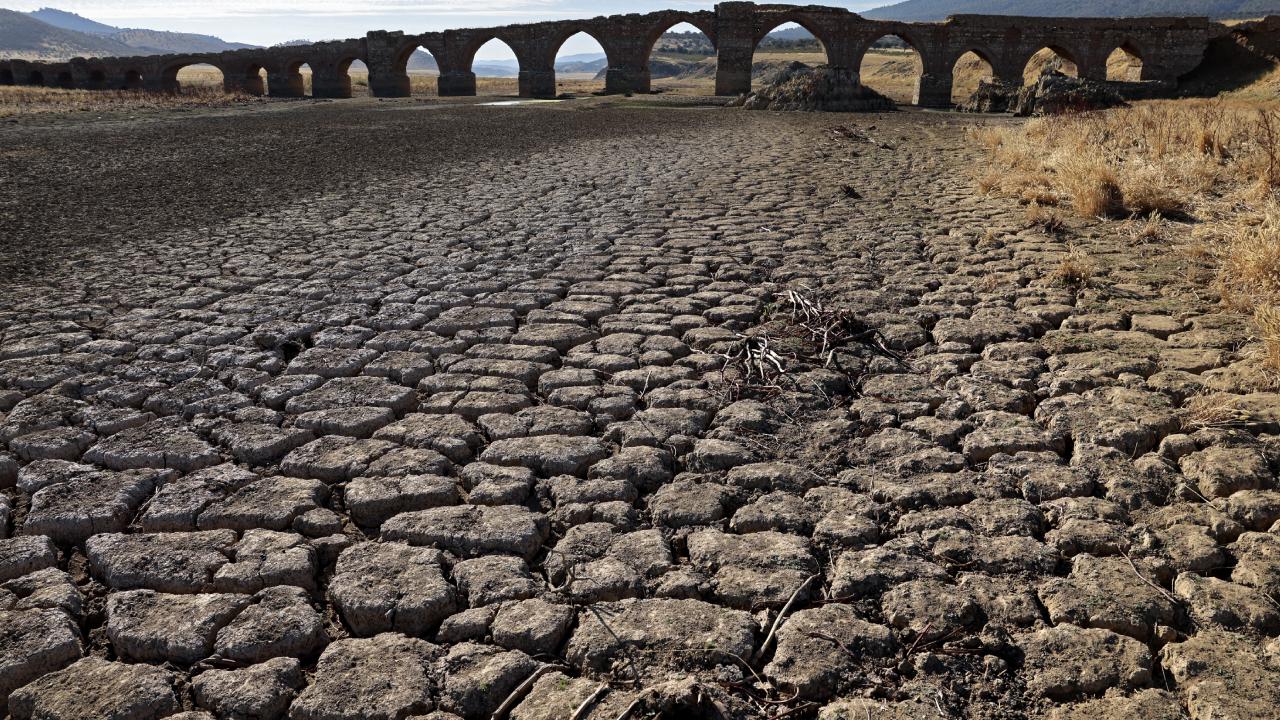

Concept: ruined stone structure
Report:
left=0, top=2, right=1243, bottom=107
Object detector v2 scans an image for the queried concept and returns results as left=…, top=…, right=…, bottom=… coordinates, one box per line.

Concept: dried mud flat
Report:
left=1, top=97, right=1278, bottom=720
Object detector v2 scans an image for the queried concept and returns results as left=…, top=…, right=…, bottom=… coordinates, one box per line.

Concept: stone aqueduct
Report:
left=0, top=2, right=1236, bottom=107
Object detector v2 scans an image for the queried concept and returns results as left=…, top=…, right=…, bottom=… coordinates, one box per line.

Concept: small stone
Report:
left=8, top=657, right=179, bottom=720
left=491, top=599, right=575, bottom=655
left=1179, top=446, right=1273, bottom=498
left=211, top=529, right=317, bottom=593
left=106, top=589, right=250, bottom=664
left=452, top=555, right=541, bottom=607
left=345, top=475, right=459, bottom=527
left=764, top=603, right=898, bottom=701
left=214, top=586, right=327, bottom=663
left=0, top=608, right=82, bottom=708
left=382, top=505, right=548, bottom=560
left=1174, top=572, right=1280, bottom=631
left=438, top=642, right=540, bottom=719
left=480, top=435, right=610, bottom=478
left=193, top=657, right=303, bottom=720
left=86, top=530, right=237, bottom=593
left=22, top=469, right=160, bottom=544
left=330, top=542, right=457, bottom=636
left=373, top=413, right=485, bottom=464
left=289, top=633, right=439, bottom=720
left=566, top=598, right=755, bottom=675
left=1018, top=624, right=1152, bottom=700
left=83, top=417, right=220, bottom=472
left=0, top=536, right=57, bottom=583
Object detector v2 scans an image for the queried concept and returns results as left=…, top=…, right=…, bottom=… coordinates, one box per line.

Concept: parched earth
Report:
left=1, top=96, right=1279, bottom=720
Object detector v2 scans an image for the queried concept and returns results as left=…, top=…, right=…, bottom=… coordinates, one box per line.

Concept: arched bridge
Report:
left=1, top=2, right=1237, bottom=108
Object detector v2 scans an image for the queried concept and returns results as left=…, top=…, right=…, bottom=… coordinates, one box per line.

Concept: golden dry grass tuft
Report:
left=1256, top=304, right=1280, bottom=371
left=1180, top=392, right=1249, bottom=431
left=1050, top=245, right=1094, bottom=288
left=976, top=99, right=1280, bottom=369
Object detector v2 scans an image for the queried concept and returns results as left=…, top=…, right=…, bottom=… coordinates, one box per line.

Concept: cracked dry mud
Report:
left=1, top=97, right=1279, bottom=720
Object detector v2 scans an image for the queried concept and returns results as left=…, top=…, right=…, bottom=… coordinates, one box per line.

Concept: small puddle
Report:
left=478, top=99, right=566, bottom=107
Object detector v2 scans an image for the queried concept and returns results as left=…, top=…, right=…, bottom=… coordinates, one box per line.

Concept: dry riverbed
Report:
left=0, top=96, right=1277, bottom=720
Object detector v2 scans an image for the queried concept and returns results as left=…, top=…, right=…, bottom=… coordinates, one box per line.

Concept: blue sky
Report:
left=7, top=1, right=885, bottom=57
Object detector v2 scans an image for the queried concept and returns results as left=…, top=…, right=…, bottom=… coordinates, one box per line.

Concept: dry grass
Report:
left=1180, top=392, right=1250, bottom=430
left=976, top=98, right=1280, bottom=369
left=1050, top=245, right=1094, bottom=287
left=1256, top=304, right=1280, bottom=370
left=1216, top=207, right=1280, bottom=310
left=0, top=85, right=257, bottom=116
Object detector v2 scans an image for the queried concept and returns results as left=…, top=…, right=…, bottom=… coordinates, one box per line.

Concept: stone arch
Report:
left=325, top=55, right=363, bottom=97
left=240, top=63, right=268, bottom=96
left=748, top=14, right=833, bottom=92
left=642, top=15, right=718, bottom=56
left=55, top=70, right=73, bottom=88
left=546, top=26, right=611, bottom=67
left=87, top=68, right=108, bottom=88
left=751, top=13, right=832, bottom=60
left=950, top=47, right=997, bottom=104
left=276, top=58, right=312, bottom=97
left=160, top=60, right=224, bottom=93
left=1106, top=41, right=1145, bottom=82
left=27, top=70, right=44, bottom=86
left=216, top=62, right=267, bottom=95
left=640, top=19, right=717, bottom=93
left=459, top=33, right=520, bottom=76
left=465, top=36, right=521, bottom=95
left=1022, top=45, right=1080, bottom=83
left=123, top=69, right=144, bottom=89
left=548, top=28, right=611, bottom=94
left=0, top=67, right=13, bottom=85
left=394, top=42, right=441, bottom=95
left=854, top=32, right=924, bottom=104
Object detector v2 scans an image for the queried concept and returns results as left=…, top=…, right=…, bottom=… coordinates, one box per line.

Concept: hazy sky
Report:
left=7, top=1, right=885, bottom=57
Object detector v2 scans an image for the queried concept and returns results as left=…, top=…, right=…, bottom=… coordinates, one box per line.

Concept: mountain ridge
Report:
left=2, top=7, right=255, bottom=60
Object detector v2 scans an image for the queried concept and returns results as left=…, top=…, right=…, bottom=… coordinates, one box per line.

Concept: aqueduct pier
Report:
left=0, top=2, right=1261, bottom=107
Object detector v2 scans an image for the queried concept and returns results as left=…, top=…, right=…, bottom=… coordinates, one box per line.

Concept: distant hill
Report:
left=0, top=9, right=137, bottom=59
left=27, top=7, right=116, bottom=35
left=1, top=7, right=255, bottom=60
left=864, top=0, right=1280, bottom=21
left=109, top=28, right=254, bottom=54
